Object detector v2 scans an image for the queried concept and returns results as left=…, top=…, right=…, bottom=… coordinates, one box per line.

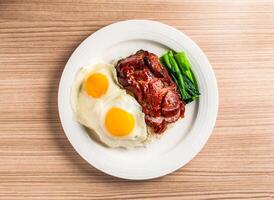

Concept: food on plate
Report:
left=160, top=51, right=200, bottom=103
left=71, top=64, right=147, bottom=148
left=115, top=50, right=185, bottom=133
left=71, top=49, right=199, bottom=148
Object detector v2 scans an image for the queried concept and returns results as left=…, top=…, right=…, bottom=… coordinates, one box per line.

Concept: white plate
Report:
left=58, top=20, right=218, bottom=180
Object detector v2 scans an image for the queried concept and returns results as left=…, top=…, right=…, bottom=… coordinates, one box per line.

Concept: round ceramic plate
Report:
left=58, top=20, right=218, bottom=180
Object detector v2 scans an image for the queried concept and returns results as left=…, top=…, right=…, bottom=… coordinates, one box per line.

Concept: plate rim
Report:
left=58, top=19, right=219, bottom=180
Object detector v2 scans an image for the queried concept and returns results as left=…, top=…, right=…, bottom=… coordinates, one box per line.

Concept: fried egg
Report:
left=71, top=63, right=148, bottom=148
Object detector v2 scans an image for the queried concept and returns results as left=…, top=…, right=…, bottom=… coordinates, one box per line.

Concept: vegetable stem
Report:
left=160, top=50, right=200, bottom=103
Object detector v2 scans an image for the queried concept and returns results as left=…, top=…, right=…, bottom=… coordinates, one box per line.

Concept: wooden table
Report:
left=1, top=0, right=274, bottom=199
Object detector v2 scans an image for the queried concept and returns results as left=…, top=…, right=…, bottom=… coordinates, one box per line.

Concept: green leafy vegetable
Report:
left=160, top=50, right=200, bottom=103
left=161, top=52, right=190, bottom=100
left=174, top=52, right=198, bottom=89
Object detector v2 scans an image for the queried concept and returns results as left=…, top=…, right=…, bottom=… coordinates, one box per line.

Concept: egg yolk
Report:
left=105, top=107, right=135, bottom=137
left=84, top=73, right=109, bottom=98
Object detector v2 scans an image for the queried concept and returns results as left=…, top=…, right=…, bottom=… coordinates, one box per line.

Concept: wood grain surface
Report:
left=0, top=0, right=274, bottom=199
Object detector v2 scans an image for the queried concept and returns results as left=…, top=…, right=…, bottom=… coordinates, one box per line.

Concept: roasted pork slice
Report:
left=115, top=50, right=185, bottom=133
